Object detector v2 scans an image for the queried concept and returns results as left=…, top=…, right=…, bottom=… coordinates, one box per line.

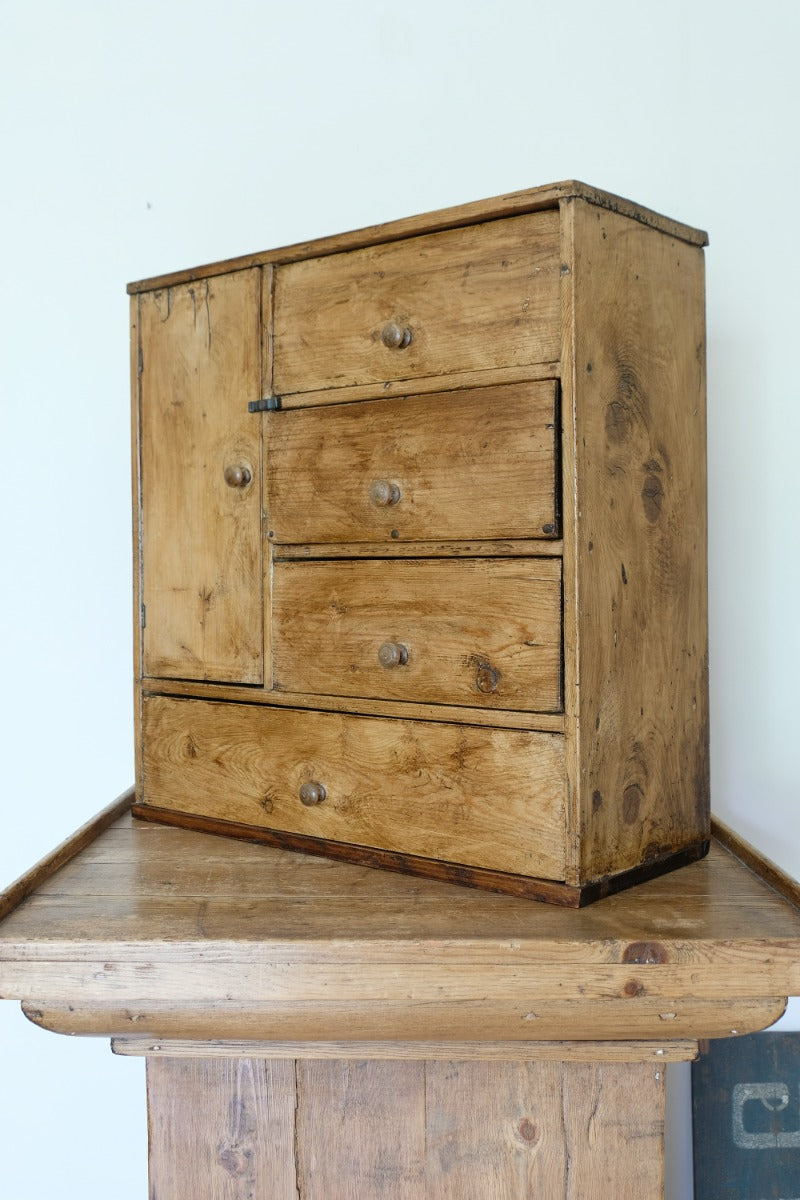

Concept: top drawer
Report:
left=273, top=211, right=561, bottom=396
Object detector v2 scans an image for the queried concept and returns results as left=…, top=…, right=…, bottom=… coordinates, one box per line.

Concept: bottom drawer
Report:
left=141, top=695, right=567, bottom=880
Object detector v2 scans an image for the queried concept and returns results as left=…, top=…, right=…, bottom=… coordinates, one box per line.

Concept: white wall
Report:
left=1, top=2, right=798, bottom=1196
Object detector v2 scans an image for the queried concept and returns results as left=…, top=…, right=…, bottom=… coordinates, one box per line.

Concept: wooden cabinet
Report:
left=130, top=181, right=710, bottom=905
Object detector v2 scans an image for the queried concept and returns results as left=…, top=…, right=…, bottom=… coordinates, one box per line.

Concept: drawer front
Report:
left=141, top=696, right=567, bottom=878
left=273, top=211, right=561, bottom=395
left=266, top=381, right=558, bottom=544
left=272, top=558, right=562, bottom=712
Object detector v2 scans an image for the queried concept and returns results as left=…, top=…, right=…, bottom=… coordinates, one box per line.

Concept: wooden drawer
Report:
left=273, top=211, right=560, bottom=395
left=271, top=557, right=562, bottom=712
left=265, top=381, right=559, bottom=544
left=141, top=695, right=567, bottom=879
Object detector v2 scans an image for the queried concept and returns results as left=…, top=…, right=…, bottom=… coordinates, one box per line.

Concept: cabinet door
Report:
left=139, top=270, right=263, bottom=683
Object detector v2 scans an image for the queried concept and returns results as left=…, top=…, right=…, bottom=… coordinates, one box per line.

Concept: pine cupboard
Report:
left=130, top=181, right=709, bottom=905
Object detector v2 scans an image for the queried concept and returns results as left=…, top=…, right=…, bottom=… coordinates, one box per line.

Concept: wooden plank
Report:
left=142, top=679, right=567, bottom=733
left=275, top=538, right=564, bottom=559
left=423, top=1060, right=664, bottom=1197
left=265, top=381, right=559, bottom=543
left=272, top=557, right=562, bottom=712
left=143, top=1052, right=668, bottom=1199
left=132, top=806, right=705, bottom=905
left=130, top=295, right=144, bottom=804
left=296, top=1060, right=425, bottom=1196
left=114, top=1037, right=698, bottom=1063
left=711, top=815, right=800, bottom=909
left=561, top=1061, right=665, bottom=1198
left=558, top=196, right=581, bottom=887
left=146, top=1056, right=297, bottom=1200
left=23, top=997, right=787, bottom=1044
left=4, top=955, right=796, bottom=1004
left=4, top=821, right=800, bottom=953
left=273, top=214, right=560, bottom=394
left=126, top=179, right=707, bottom=294
left=0, top=790, right=133, bottom=922
left=424, top=1060, right=565, bottom=1196
left=140, top=696, right=567, bottom=878
left=567, top=199, right=709, bottom=880
left=278, top=360, right=559, bottom=409
left=139, top=270, right=263, bottom=683
left=259, top=263, right=274, bottom=401
left=2, top=814, right=799, bottom=1041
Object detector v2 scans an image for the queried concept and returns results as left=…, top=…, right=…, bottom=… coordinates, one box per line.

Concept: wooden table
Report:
left=2, top=790, right=799, bottom=1198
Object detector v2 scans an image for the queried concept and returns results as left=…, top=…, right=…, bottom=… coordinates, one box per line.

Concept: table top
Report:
left=1, top=792, right=798, bottom=1046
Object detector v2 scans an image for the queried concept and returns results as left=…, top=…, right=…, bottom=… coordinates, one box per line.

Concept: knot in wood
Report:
left=622, top=941, right=668, bottom=965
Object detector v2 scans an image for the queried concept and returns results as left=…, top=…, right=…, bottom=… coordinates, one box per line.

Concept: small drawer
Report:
left=141, top=695, right=567, bottom=879
left=265, top=380, right=559, bottom=544
left=273, top=211, right=561, bottom=395
left=271, top=557, right=563, bottom=713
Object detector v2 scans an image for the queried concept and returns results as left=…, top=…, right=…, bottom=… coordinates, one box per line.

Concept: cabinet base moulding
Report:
left=131, top=803, right=710, bottom=907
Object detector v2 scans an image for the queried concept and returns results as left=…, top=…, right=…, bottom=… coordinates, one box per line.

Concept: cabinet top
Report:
left=127, top=180, right=709, bottom=295
left=0, top=792, right=797, bottom=1045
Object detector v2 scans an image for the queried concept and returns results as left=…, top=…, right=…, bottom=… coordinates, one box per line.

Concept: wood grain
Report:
left=424, top=1059, right=665, bottom=1199
left=145, top=1055, right=667, bottom=1199
left=296, top=1059, right=425, bottom=1196
left=132, top=805, right=706, bottom=905
left=147, top=1056, right=297, bottom=1199
left=711, top=815, right=800, bottom=909
left=140, top=695, right=567, bottom=878
left=141, top=678, right=567, bottom=733
left=23, top=997, right=787, bottom=1044
left=114, top=1038, right=698, bottom=1063
left=3, top=810, right=799, bottom=1043
left=265, top=381, right=558, bottom=543
left=275, top=538, right=564, bottom=560
left=139, top=270, right=263, bottom=683
left=277, top=360, right=559, bottom=409
left=127, top=179, right=707, bottom=294
left=564, top=199, right=709, bottom=880
left=272, top=557, right=562, bottom=712
left=273, top=212, right=560, bottom=394
left=130, top=294, right=144, bottom=798
left=0, top=789, right=133, bottom=921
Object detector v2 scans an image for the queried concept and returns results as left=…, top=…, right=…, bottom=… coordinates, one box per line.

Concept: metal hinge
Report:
left=248, top=395, right=282, bottom=413
left=141, top=603, right=146, bottom=629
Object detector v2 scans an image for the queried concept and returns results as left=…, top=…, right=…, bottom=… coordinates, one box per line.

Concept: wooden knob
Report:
left=369, top=480, right=401, bottom=507
left=381, top=322, right=412, bottom=350
left=223, top=464, right=252, bottom=488
left=378, top=642, right=409, bottom=669
left=299, top=781, right=326, bottom=806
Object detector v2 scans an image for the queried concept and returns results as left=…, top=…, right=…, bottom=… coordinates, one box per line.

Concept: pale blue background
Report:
left=1, top=2, right=799, bottom=1196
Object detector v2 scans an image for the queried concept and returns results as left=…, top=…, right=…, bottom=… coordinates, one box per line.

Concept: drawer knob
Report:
left=369, top=480, right=401, bottom=507
left=381, top=321, right=412, bottom=350
left=378, top=641, right=409, bottom=669
left=299, top=781, right=327, bottom=806
left=223, top=464, right=252, bottom=489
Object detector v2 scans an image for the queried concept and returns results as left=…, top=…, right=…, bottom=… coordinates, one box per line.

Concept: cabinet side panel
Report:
left=139, top=270, right=263, bottom=684
left=130, top=295, right=144, bottom=798
left=570, top=200, right=709, bottom=880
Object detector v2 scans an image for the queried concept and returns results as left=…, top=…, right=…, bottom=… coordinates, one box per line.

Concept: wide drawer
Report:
left=272, top=557, right=562, bottom=712
left=273, top=211, right=561, bottom=395
left=141, top=695, right=567, bottom=879
left=265, top=380, right=559, bottom=544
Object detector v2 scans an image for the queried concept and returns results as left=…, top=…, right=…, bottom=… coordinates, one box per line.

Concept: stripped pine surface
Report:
left=145, top=1056, right=666, bottom=1199
left=1, top=810, right=799, bottom=1043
